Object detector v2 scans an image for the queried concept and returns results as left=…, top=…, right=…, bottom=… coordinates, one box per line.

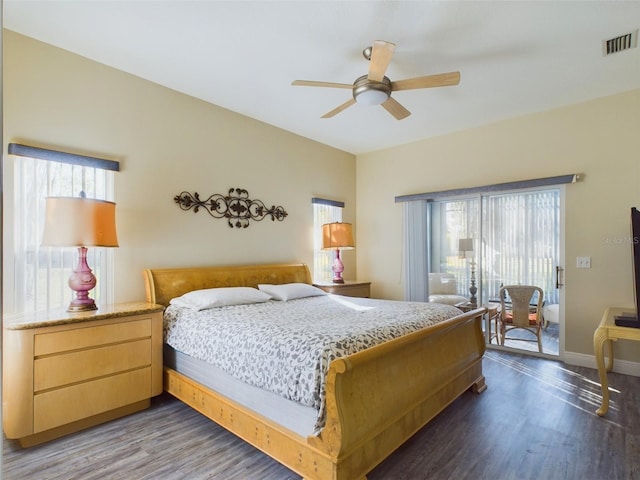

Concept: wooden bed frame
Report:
left=144, top=263, right=487, bottom=480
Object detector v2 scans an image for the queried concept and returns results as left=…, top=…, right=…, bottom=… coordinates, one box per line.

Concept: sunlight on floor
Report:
left=484, top=350, right=624, bottom=428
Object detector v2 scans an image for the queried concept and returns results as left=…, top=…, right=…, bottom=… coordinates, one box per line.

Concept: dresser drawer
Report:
left=34, top=338, right=152, bottom=392
left=33, top=367, right=151, bottom=433
left=34, top=318, right=151, bottom=356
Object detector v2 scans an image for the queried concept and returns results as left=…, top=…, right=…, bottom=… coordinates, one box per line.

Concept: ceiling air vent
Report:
left=602, top=29, right=638, bottom=56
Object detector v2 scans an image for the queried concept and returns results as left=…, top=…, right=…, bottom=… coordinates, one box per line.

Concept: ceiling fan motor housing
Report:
left=353, top=75, right=391, bottom=105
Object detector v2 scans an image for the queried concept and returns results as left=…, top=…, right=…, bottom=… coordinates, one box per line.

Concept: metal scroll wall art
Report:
left=174, top=188, right=288, bottom=228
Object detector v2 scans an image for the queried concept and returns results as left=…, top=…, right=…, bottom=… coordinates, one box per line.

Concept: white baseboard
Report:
left=564, top=351, right=640, bottom=377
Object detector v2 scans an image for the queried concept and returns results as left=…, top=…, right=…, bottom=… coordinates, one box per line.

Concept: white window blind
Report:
left=482, top=190, right=560, bottom=304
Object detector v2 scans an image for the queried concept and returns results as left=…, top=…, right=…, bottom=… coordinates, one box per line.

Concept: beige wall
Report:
left=5, top=30, right=640, bottom=364
left=356, top=88, right=640, bottom=362
left=2, top=31, right=356, bottom=310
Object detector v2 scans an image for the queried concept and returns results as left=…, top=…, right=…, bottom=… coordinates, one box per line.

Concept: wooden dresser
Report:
left=3, top=302, right=164, bottom=447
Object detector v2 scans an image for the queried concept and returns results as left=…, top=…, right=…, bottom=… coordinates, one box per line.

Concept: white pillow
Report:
left=169, top=287, right=272, bottom=311
left=258, top=283, right=326, bottom=302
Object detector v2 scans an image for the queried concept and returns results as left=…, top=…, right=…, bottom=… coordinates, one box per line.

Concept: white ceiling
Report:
left=4, top=1, right=640, bottom=155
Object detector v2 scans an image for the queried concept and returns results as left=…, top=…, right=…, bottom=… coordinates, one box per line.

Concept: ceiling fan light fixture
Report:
left=355, top=89, right=389, bottom=106
left=352, top=75, right=391, bottom=106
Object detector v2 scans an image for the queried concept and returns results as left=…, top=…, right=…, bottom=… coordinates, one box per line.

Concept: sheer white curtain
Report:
left=402, top=200, right=429, bottom=302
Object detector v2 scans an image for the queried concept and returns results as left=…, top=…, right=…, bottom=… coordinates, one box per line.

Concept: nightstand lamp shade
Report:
left=322, top=222, right=355, bottom=284
left=42, top=196, right=119, bottom=312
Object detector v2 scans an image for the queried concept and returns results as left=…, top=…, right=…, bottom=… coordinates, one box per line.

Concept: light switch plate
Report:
left=576, top=257, right=591, bottom=268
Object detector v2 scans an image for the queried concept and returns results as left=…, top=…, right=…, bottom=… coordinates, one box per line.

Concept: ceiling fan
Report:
left=292, top=40, right=460, bottom=120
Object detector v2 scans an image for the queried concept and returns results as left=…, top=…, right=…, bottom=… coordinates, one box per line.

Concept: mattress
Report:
left=163, top=294, right=462, bottom=433
left=164, top=344, right=318, bottom=437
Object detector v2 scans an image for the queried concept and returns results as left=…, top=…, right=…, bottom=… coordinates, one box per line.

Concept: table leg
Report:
left=593, top=326, right=611, bottom=416
left=605, top=338, right=615, bottom=372
left=485, top=309, right=499, bottom=344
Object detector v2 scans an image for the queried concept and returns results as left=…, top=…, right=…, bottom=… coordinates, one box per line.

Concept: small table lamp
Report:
left=458, top=238, right=477, bottom=306
left=42, top=194, right=119, bottom=312
left=322, top=222, right=355, bottom=283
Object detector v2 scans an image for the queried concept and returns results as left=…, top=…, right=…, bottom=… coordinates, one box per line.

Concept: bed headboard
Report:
left=143, top=263, right=312, bottom=306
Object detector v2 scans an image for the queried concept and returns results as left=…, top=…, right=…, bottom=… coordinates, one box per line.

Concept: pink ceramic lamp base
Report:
left=332, top=250, right=345, bottom=284
left=67, top=246, right=98, bottom=312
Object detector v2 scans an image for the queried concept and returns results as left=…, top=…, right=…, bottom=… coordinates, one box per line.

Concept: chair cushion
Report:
left=503, top=312, right=539, bottom=325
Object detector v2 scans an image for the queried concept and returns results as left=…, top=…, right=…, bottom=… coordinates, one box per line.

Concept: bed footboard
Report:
left=312, top=307, right=486, bottom=479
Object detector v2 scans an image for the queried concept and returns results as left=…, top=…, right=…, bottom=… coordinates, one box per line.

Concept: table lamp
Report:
left=322, top=222, right=355, bottom=283
left=42, top=194, right=119, bottom=311
left=458, top=238, right=477, bottom=306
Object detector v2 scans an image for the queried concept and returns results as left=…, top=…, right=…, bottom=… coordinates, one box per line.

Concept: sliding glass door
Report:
left=429, top=187, right=562, bottom=356
left=481, top=190, right=560, bottom=305
left=429, top=198, right=479, bottom=294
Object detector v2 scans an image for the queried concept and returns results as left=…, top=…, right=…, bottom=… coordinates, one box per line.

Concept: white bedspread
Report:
left=163, top=294, right=462, bottom=433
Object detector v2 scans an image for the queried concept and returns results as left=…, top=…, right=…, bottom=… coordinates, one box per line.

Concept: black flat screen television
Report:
left=614, top=207, right=640, bottom=327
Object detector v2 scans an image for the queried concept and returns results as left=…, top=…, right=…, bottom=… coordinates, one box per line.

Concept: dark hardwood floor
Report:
left=4, top=350, right=639, bottom=479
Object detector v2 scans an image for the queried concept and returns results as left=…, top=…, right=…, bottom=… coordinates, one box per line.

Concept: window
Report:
left=429, top=188, right=560, bottom=305
left=312, top=198, right=344, bottom=282
left=12, top=146, right=117, bottom=313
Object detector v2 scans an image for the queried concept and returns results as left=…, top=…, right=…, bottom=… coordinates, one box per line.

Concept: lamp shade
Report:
left=458, top=238, right=474, bottom=258
left=42, top=197, right=119, bottom=247
left=322, top=222, right=355, bottom=250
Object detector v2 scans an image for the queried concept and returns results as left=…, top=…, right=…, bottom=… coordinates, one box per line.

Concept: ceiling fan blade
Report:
left=368, top=40, right=395, bottom=82
left=321, top=98, right=356, bottom=118
left=292, top=80, right=353, bottom=89
left=391, top=71, right=461, bottom=91
left=381, top=97, right=411, bottom=120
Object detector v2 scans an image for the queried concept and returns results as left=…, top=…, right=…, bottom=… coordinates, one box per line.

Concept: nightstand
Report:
left=3, top=302, right=164, bottom=447
left=313, top=281, right=371, bottom=298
